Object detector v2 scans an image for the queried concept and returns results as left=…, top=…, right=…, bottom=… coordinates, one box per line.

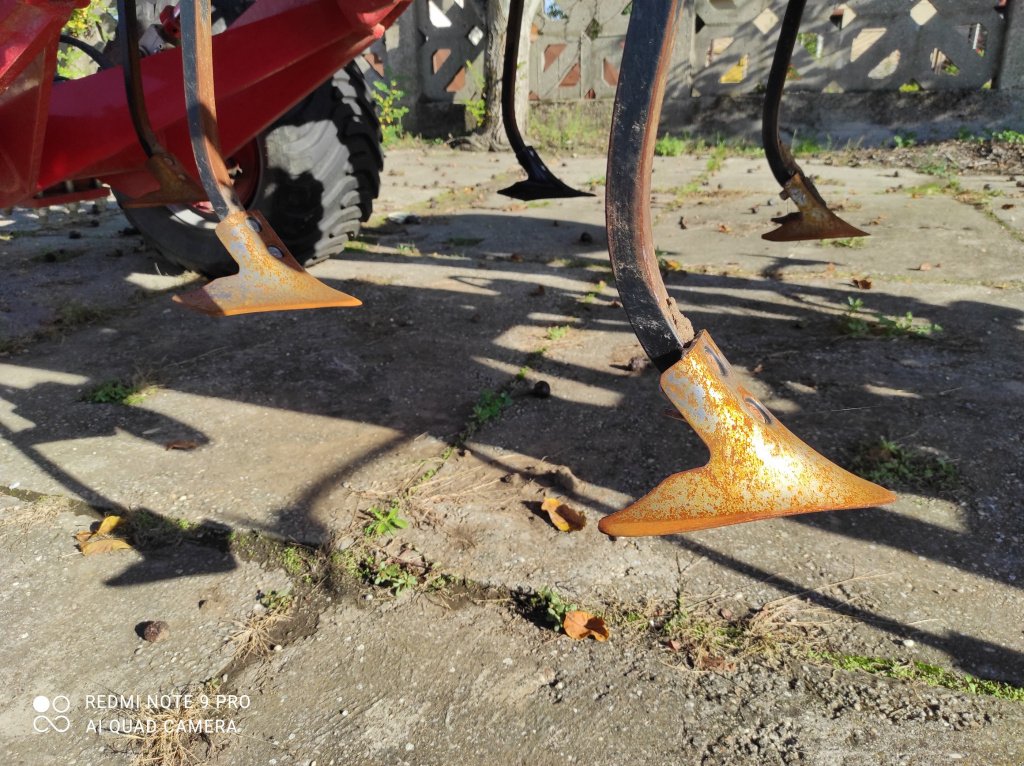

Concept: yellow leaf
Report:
left=563, top=611, right=609, bottom=641
left=74, top=530, right=93, bottom=544
left=95, top=515, right=122, bottom=536
left=540, top=498, right=586, bottom=532
left=80, top=538, right=133, bottom=556
left=720, top=55, right=748, bottom=84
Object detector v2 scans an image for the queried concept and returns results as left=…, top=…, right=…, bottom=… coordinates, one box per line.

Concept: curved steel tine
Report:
left=116, top=0, right=206, bottom=207
left=600, top=0, right=894, bottom=537
left=497, top=0, right=593, bottom=201
left=173, top=0, right=360, bottom=315
left=761, top=0, right=867, bottom=242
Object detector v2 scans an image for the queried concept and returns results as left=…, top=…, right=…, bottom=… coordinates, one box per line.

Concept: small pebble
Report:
left=142, top=621, right=170, bottom=643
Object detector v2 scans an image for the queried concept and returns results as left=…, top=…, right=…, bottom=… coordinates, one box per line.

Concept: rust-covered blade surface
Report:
left=762, top=173, right=869, bottom=242
left=172, top=0, right=358, bottom=316
left=173, top=211, right=361, bottom=316
left=598, top=331, right=895, bottom=537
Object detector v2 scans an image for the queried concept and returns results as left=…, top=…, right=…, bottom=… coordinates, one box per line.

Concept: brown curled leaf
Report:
left=165, top=440, right=199, bottom=451
left=563, top=611, right=609, bottom=641
left=540, top=498, right=586, bottom=532
left=852, top=277, right=873, bottom=290
left=80, top=537, right=133, bottom=556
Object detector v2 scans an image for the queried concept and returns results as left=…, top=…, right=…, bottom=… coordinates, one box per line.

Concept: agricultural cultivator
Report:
left=0, top=0, right=895, bottom=535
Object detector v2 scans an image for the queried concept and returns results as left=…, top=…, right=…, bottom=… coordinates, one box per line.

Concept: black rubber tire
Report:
left=119, top=61, right=383, bottom=278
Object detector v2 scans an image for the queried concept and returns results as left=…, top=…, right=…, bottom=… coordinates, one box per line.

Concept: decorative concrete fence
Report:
left=359, top=0, right=1024, bottom=139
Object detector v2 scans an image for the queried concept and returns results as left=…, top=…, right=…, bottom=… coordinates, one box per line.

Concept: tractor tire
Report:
left=119, top=62, right=383, bottom=278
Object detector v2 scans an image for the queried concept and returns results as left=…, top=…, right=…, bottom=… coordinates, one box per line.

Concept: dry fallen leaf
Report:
left=563, top=611, right=609, bottom=641
left=165, top=440, right=199, bottom=451
left=660, top=259, right=683, bottom=272
left=75, top=514, right=133, bottom=555
left=540, top=498, right=586, bottom=532
left=80, top=537, right=133, bottom=556
left=717, top=223, right=732, bottom=234
left=95, top=515, right=121, bottom=536
left=917, top=262, right=933, bottom=271
left=852, top=277, right=873, bottom=290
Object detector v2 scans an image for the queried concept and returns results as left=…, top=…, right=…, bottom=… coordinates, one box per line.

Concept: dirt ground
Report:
left=1, top=142, right=1022, bottom=766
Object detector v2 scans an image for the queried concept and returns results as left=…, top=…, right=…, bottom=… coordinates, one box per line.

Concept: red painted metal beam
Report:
left=0, top=0, right=85, bottom=201
left=0, top=0, right=409, bottom=206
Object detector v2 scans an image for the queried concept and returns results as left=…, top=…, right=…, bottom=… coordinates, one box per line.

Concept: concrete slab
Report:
left=2, top=145, right=1022, bottom=765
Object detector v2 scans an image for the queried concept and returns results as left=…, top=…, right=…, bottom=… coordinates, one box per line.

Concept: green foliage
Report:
left=280, top=546, right=307, bottom=575
left=372, top=563, right=418, bottom=594
left=83, top=379, right=154, bottom=406
left=528, top=102, right=612, bottom=154
left=813, top=651, right=1024, bottom=702
left=991, top=129, right=1024, bottom=144
left=372, top=77, right=410, bottom=146
left=534, top=586, right=576, bottom=631
left=258, top=590, right=293, bottom=613
left=544, top=324, right=571, bottom=341
left=850, top=438, right=960, bottom=492
left=654, top=134, right=687, bottom=157
left=797, top=32, right=821, bottom=58
left=462, top=60, right=487, bottom=127
left=838, top=297, right=942, bottom=339
left=472, top=389, right=512, bottom=425
left=792, top=135, right=829, bottom=156
left=892, top=131, right=918, bottom=148
left=58, top=0, right=106, bottom=78
left=363, top=501, right=409, bottom=538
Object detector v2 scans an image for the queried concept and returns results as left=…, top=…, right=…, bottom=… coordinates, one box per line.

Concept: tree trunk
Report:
left=479, top=0, right=542, bottom=150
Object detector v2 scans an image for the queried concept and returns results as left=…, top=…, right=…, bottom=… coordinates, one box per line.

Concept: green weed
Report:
left=534, top=586, right=576, bottom=631
left=820, top=237, right=865, bottom=249
left=462, top=60, right=487, bottom=127
left=528, top=102, right=612, bottom=154
left=82, top=378, right=157, bottom=406
left=545, top=324, right=571, bottom=341
left=58, top=0, right=107, bottom=78
left=472, top=389, right=512, bottom=425
left=372, top=76, right=410, bottom=146
left=813, top=652, right=1024, bottom=702
left=363, top=501, right=409, bottom=538
left=850, top=438, right=960, bottom=492
left=991, top=129, right=1024, bottom=145
left=654, top=134, right=687, bottom=157
left=280, top=546, right=307, bottom=575
left=838, top=297, right=942, bottom=339
left=258, top=590, right=293, bottom=613
left=372, top=562, right=418, bottom=595
left=893, top=130, right=918, bottom=147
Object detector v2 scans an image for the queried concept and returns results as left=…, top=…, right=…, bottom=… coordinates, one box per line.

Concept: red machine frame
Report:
left=0, top=0, right=410, bottom=207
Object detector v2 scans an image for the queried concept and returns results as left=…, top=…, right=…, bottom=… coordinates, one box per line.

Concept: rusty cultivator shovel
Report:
left=598, top=0, right=894, bottom=537
left=497, top=0, right=593, bottom=201
left=172, top=0, right=361, bottom=316
left=761, top=0, right=867, bottom=242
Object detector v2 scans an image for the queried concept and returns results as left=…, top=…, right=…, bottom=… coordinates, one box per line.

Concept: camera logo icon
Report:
left=32, top=695, right=71, bottom=733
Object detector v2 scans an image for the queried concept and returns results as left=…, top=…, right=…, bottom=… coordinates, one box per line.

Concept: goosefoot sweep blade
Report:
left=597, top=332, right=895, bottom=537
left=173, top=0, right=359, bottom=315
left=497, top=0, right=592, bottom=201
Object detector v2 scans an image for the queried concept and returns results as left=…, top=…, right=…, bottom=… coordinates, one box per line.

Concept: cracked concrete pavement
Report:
left=1, top=144, right=1022, bottom=765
